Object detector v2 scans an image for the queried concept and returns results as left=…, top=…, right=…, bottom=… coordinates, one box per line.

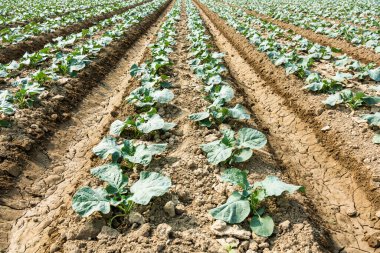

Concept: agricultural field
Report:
left=0, top=0, right=379, bottom=252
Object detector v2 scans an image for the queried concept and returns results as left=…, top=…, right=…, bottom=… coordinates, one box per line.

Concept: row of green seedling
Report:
left=71, top=1, right=182, bottom=227
left=201, top=0, right=380, bottom=143
left=186, top=0, right=303, bottom=238
left=0, top=0, right=166, bottom=118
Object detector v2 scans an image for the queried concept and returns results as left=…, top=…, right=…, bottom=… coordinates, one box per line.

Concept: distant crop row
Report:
left=201, top=0, right=380, bottom=143
left=0, top=0, right=164, bottom=118
left=233, top=0, right=380, bottom=53
left=0, top=0, right=128, bottom=27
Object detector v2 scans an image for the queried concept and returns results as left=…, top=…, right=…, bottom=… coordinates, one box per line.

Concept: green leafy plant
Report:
left=72, top=167, right=171, bottom=225
left=109, top=108, right=176, bottom=137
left=189, top=102, right=250, bottom=127
left=201, top=128, right=267, bottom=165
left=126, top=86, right=174, bottom=108
left=0, top=90, right=15, bottom=115
left=210, top=168, right=303, bottom=237
left=323, top=89, right=380, bottom=109
left=92, top=136, right=167, bottom=167
left=12, top=79, right=44, bottom=108
left=361, top=112, right=380, bottom=144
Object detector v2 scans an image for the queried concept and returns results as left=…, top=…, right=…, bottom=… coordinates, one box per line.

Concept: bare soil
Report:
left=1, top=0, right=380, bottom=253
left=195, top=0, right=380, bottom=251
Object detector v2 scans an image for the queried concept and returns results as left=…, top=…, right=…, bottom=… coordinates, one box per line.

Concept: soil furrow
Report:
left=194, top=0, right=380, bottom=210
left=0, top=0, right=170, bottom=193
left=5, top=1, right=331, bottom=252
left=0, top=0, right=151, bottom=64
left=2, top=2, right=176, bottom=251
left=241, top=8, right=380, bottom=66
left=0, top=2, right=172, bottom=251
left=194, top=0, right=380, bottom=252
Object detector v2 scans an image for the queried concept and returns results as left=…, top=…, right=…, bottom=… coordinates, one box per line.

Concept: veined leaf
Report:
left=253, top=176, right=303, bottom=197
left=209, top=191, right=250, bottom=224
left=237, top=128, right=267, bottom=149
left=250, top=215, right=274, bottom=237
left=72, top=187, right=111, bottom=217
left=129, top=171, right=171, bottom=205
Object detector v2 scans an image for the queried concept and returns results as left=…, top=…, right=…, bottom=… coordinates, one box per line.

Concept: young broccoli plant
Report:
left=12, top=78, right=44, bottom=108
left=210, top=168, right=303, bottom=237
left=0, top=90, right=15, bottom=116
left=92, top=136, right=167, bottom=168
left=72, top=166, right=171, bottom=226
left=189, top=101, right=250, bottom=127
left=323, top=89, right=380, bottom=109
left=361, top=112, right=380, bottom=144
left=126, top=86, right=174, bottom=109
left=109, top=108, right=176, bottom=138
left=201, top=128, right=267, bottom=165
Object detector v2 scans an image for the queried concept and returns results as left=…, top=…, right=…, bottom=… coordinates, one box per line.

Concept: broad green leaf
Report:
left=6, top=60, right=20, bottom=70
left=162, top=122, right=176, bottom=131
left=362, top=96, right=380, bottom=105
left=209, top=191, right=250, bottom=224
left=92, top=136, right=122, bottom=162
left=207, top=75, right=222, bottom=85
left=250, top=215, right=274, bottom=237
left=201, top=141, right=233, bottom=165
left=237, top=128, right=267, bottom=149
left=152, top=89, right=174, bottom=104
left=129, top=172, right=171, bottom=205
left=221, top=129, right=235, bottom=146
left=90, top=163, right=128, bottom=194
left=228, top=104, right=250, bottom=120
left=125, top=143, right=166, bottom=166
left=253, top=176, right=303, bottom=197
left=72, top=187, right=110, bottom=217
left=362, top=113, right=380, bottom=127
left=189, top=111, right=210, bottom=121
left=332, top=72, right=353, bottom=82
left=218, top=85, right=234, bottom=102
left=221, top=168, right=249, bottom=190
left=110, top=119, right=126, bottom=136
left=323, top=93, right=342, bottom=106
left=137, top=114, right=165, bottom=133
left=373, top=133, right=380, bottom=144
left=232, top=148, right=253, bottom=163
left=304, top=82, right=324, bottom=91
left=369, top=68, right=380, bottom=82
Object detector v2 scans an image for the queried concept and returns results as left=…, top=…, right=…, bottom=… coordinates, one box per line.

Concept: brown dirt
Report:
left=0, top=0, right=151, bottom=64
left=243, top=9, right=380, bottom=66
left=3, top=1, right=331, bottom=252
left=194, top=0, right=380, bottom=251
left=0, top=0, right=170, bottom=201
left=0, top=1, right=174, bottom=251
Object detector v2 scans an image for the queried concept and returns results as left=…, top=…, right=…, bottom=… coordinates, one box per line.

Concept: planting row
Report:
left=0, top=0, right=145, bottom=47
left=185, top=0, right=303, bottom=237
left=233, top=0, right=380, bottom=54
left=71, top=0, right=304, bottom=242
left=0, top=0, right=128, bottom=28
left=269, top=0, right=380, bottom=30
left=201, top=0, right=380, bottom=144
left=72, top=0, right=181, bottom=224
left=0, top=0, right=165, bottom=119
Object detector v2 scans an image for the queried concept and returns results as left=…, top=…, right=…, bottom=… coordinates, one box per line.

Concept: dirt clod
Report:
left=129, top=211, right=145, bottom=225
left=75, top=219, right=105, bottom=240
left=164, top=201, right=176, bottom=217
left=97, top=226, right=120, bottom=239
